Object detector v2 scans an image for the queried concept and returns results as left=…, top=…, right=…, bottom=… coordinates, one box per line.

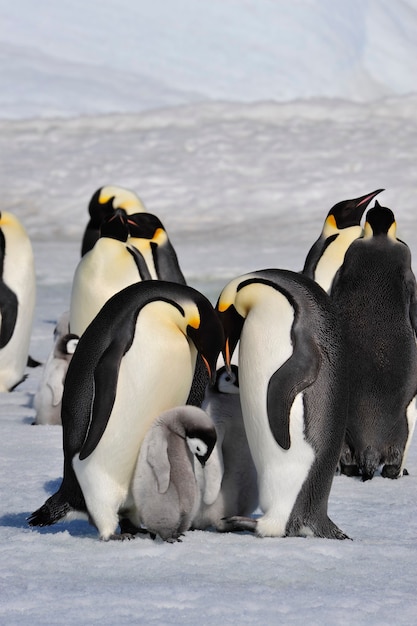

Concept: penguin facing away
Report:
left=302, top=188, right=384, bottom=293
left=33, top=311, right=79, bottom=425
left=127, top=212, right=187, bottom=284
left=130, top=405, right=217, bottom=542
left=192, top=365, right=258, bottom=531
left=70, top=209, right=143, bottom=337
left=216, top=269, right=349, bottom=539
left=81, top=185, right=146, bottom=256
left=0, top=211, right=36, bottom=392
left=331, top=201, right=417, bottom=480
left=28, top=280, right=224, bottom=540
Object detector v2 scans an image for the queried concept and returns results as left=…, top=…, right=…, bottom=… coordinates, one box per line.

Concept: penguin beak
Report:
left=186, top=312, right=224, bottom=386
left=355, top=188, right=384, bottom=208
left=215, top=304, right=244, bottom=374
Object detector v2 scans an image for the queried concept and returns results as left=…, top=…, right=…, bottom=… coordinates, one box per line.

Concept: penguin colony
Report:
left=1, top=184, right=415, bottom=542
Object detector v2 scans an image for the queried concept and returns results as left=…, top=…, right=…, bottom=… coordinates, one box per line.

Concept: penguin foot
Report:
left=381, top=464, right=402, bottom=479
left=107, top=532, right=136, bottom=541
left=222, top=516, right=257, bottom=533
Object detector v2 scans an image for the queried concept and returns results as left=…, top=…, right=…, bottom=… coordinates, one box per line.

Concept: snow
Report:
left=1, top=1, right=417, bottom=624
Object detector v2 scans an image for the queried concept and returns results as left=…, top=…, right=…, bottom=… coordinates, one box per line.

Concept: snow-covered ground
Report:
left=1, top=2, right=417, bottom=624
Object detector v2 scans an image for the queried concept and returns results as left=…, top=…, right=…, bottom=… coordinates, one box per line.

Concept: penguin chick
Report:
left=131, top=406, right=217, bottom=542
left=33, top=311, right=79, bottom=425
left=81, top=185, right=146, bottom=256
left=331, top=201, right=417, bottom=481
left=302, top=188, right=384, bottom=293
left=192, top=365, right=258, bottom=531
left=0, top=210, right=36, bottom=392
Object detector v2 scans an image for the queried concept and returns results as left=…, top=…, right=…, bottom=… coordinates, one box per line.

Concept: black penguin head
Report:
left=186, top=296, right=224, bottom=385
left=364, top=201, right=397, bottom=238
left=215, top=301, right=244, bottom=372
left=327, top=188, right=384, bottom=229
left=54, top=333, right=79, bottom=358
left=127, top=212, right=165, bottom=240
left=87, top=187, right=116, bottom=224
left=99, top=209, right=129, bottom=242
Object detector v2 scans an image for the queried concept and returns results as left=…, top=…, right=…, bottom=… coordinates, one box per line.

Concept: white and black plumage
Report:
left=131, top=406, right=217, bottom=542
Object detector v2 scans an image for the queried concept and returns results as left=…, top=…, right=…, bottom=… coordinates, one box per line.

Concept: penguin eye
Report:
left=225, top=376, right=231, bottom=382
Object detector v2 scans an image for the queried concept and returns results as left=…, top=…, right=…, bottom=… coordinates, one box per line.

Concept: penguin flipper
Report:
left=78, top=344, right=124, bottom=461
left=267, top=337, right=321, bottom=450
left=0, top=281, right=18, bottom=348
left=146, top=435, right=171, bottom=494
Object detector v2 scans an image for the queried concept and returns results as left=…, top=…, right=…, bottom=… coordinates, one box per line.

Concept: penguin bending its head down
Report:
left=0, top=211, right=36, bottom=392
left=127, top=212, right=186, bottom=284
left=302, top=188, right=384, bottom=293
left=216, top=269, right=349, bottom=539
left=331, top=201, right=417, bottom=480
left=28, top=280, right=224, bottom=540
left=81, top=185, right=146, bottom=256
left=130, top=405, right=217, bottom=542
left=33, top=311, right=79, bottom=425
left=192, top=365, right=258, bottom=531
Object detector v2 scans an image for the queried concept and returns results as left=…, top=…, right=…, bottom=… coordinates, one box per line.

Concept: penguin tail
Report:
left=359, top=446, right=380, bottom=482
left=27, top=493, right=72, bottom=527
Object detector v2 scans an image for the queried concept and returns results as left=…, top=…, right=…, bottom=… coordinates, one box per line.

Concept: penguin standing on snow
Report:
left=28, top=280, right=224, bottom=540
left=0, top=211, right=36, bottom=392
left=302, top=189, right=383, bottom=293
left=81, top=185, right=146, bottom=256
left=192, top=365, right=258, bottom=531
left=131, top=405, right=217, bottom=542
left=331, top=201, right=417, bottom=480
left=33, top=312, right=79, bottom=425
left=216, top=269, right=349, bottom=539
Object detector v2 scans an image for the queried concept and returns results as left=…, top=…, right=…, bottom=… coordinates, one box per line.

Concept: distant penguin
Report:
left=127, top=212, right=186, bottom=284
left=192, top=365, right=258, bottom=531
left=28, top=280, right=224, bottom=540
left=331, top=201, right=417, bottom=480
left=81, top=185, right=146, bottom=256
left=33, top=312, right=79, bottom=425
left=70, top=209, right=142, bottom=337
left=0, top=211, right=36, bottom=392
left=302, top=189, right=383, bottom=293
left=131, top=406, right=217, bottom=542
left=216, top=269, right=349, bottom=539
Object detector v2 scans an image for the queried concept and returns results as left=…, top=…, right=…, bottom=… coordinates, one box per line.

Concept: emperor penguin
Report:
left=33, top=311, right=79, bottom=425
left=70, top=209, right=143, bottom=337
left=0, top=211, right=36, bottom=392
left=127, top=212, right=186, bottom=284
left=331, top=201, right=417, bottom=481
left=192, top=365, right=258, bottom=531
left=302, top=188, right=384, bottom=293
left=28, top=280, right=224, bottom=540
left=216, top=269, right=349, bottom=539
left=130, top=405, right=217, bottom=542
left=81, top=185, right=146, bottom=256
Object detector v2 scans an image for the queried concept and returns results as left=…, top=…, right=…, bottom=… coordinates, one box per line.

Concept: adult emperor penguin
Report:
left=216, top=269, right=349, bottom=539
left=0, top=211, right=36, bottom=392
left=127, top=212, right=186, bottom=284
left=28, top=280, right=224, bottom=540
left=130, top=405, right=217, bottom=542
left=33, top=312, right=79, bottom=425
left=70, top=209, right=143, bottom=337
left=331, top=201, right=417, bottom=481
left=192, top=365, right=258, bottom=531
left=81, top=185, right=146, bottom=256
left=302, top=188, right=384, bottom=293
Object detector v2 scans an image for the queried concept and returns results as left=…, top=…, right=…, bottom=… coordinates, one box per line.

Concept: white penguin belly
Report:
left=73, top=310, right=196, bottom=539
left=315, top=227, right=361, bottom=293
left=238, top=291, right=315, bottom=537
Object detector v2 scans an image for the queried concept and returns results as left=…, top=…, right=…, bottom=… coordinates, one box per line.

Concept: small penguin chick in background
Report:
left=33, top=311, right=79, bottom=425
left=130, top=406, right=217, bottom=542
left=192, top=365, right=258, bottom=532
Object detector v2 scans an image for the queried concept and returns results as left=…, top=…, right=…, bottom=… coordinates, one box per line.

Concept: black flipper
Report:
left=78, top=341, right=126, bottom=460
left=0, top=281, right=18, bottom=349
left=267, top=332, right=321, bottom=450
